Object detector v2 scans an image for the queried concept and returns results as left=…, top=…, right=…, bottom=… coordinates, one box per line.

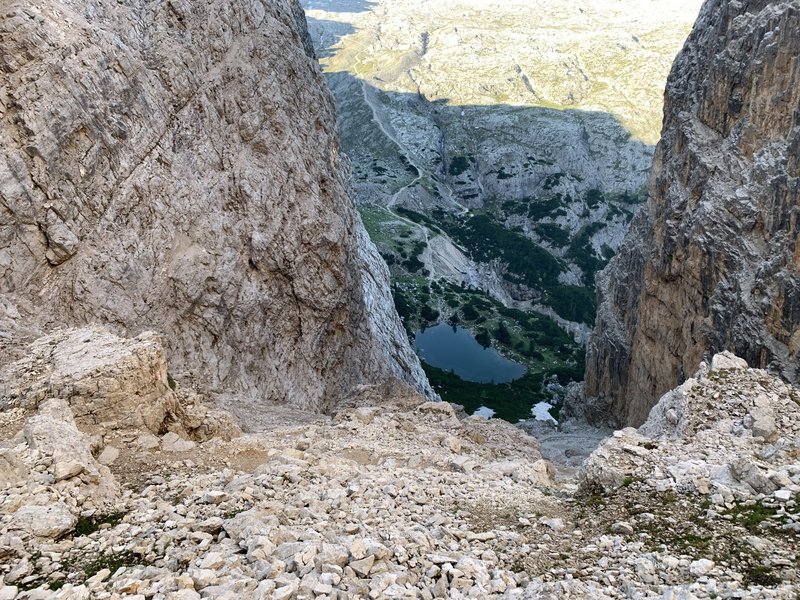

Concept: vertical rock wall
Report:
left=583, top=0, right=800, bottom=426
left=0, top=0, right=432, bottom=414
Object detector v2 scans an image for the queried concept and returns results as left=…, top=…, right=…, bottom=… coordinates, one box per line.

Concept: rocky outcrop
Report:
left=584, top=0, right=800, bottom=426
left=1, top=327, right=179, bottom=432
left=0, top=326, right=241, bottom=440
left=580, top=352, right=800, bottom=498
left=573, top=355, right=800, bottom=595
left=0, top=0, right=432, bottom=416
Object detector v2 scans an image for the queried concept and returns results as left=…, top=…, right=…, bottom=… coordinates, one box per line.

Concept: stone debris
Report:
left=1, top=351, right=798, bottom=598
left=574, top=354, right=800, bottom=597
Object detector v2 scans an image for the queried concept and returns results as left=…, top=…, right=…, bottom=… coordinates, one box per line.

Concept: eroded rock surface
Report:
left=1, top=327, right=180, bottom=433
left=574, top=354, right=800, bottom=596
left=0, top=0, right=431, bottom=415
left=0, top=326, right=242, bottom=442
left=584, top=0, right=800, bottom=426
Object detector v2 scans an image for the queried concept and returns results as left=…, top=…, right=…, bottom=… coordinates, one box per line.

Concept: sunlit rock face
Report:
left=0, top=0, right=433, bottom=416
left=584, top=0, right=800, bottom=427
left=305, top=0, right=702, bottom=204
left=307, top=0, right=701, bottom=142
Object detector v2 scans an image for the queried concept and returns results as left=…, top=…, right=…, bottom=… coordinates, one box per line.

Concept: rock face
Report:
left=0, top=0, right=431, bottom=414
left=584, top=0, right=800, bottom=427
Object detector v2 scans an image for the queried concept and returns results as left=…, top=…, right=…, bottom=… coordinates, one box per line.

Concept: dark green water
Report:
left=413, top=324, right=527, bottom=384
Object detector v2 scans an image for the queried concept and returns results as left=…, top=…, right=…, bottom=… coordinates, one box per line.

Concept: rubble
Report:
left=1, top=341, right=798, bottom=598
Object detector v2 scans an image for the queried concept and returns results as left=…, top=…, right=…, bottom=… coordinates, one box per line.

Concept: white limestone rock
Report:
left=161, top=432, right=196, bottom=453
left=4, top=327, right=180, bottom=433
left=97, top=445, right=120, bottom=465
left=711, top=352, right=749, bottom=372
left=0, top=0, right=433, bottom=419
left=689, top=559, right=714, bottom=576
left=10, top=503, right=76, bottom=539
left=0, top=450, right=29, bottom=488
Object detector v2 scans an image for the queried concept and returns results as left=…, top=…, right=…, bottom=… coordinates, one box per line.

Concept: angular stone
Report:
left=137, top=433, right=161, bottom=450
left=711, top=353, right=749, bottom=372
left=162, top=432, right=196, bottom=453
left=22, top=400, right=116, bottom=498
left=0, top=450, right=29, bottom=487
left=750, top=407, right=778, bottom=443
left=10, top=503, right=76, bottom=539
left=349, top=538, right=368, bottom=561
left=610, top=522, right=634, bottom=535
left=0, top=587, right=19, bottom=600
left=730, top=459, right=779, bottom=495
left=350, top=555, right=376, bottom=578
left=8, top=330, right=180, bottom=434
left=450, top=455, right=477, bottom=473
left=167, top=591, right=201, bottom=600
left=689, top=559, right=714, bottom=576
left=98, top=445, right=120, bottom=465
left=53, top=453, right=85, bottom=482
left=315, top=544, right=349, bottom=569
left=774, top=489, right=793, bottom=501
left=443, top=436, right=461, bottom=453
left=539, top=517, right=566, bottom=531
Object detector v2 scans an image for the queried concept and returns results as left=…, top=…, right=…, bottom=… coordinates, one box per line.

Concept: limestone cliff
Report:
left=0, top=0, right=432, bottom=415
left=583, top=0, right=800, bottom=427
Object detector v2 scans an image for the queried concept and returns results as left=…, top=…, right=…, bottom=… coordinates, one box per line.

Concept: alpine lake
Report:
left=414, top=324, right=560, bottom=423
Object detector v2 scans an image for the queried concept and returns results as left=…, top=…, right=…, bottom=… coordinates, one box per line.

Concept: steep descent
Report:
left=582, top=0, right=800, bottom=427
left=0, top=0, right=432, bottom=415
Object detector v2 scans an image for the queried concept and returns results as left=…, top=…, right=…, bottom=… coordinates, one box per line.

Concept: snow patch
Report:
left=473, top=405, right=496, bottom=419
left=531, top=402, right=557, bottom=424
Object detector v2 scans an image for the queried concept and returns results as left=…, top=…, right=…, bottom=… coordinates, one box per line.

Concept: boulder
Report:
left=3, top=328, right=180, bottom=433
left=730, top=459, right=778, bottom=495
left=710, top=352, right=749, bottom=372
left=22, top=398, right=118, bottom=500
left=10, top=503, right=76, bottom=539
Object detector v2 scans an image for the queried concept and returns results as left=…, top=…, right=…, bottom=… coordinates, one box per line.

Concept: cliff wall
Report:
left=583, top=0, right=800, bottom=426
left=0, top=0, right=432, bottom=414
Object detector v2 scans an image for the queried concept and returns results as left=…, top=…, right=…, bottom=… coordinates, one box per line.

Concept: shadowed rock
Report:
left=584, top=0, right=800, bottom=427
